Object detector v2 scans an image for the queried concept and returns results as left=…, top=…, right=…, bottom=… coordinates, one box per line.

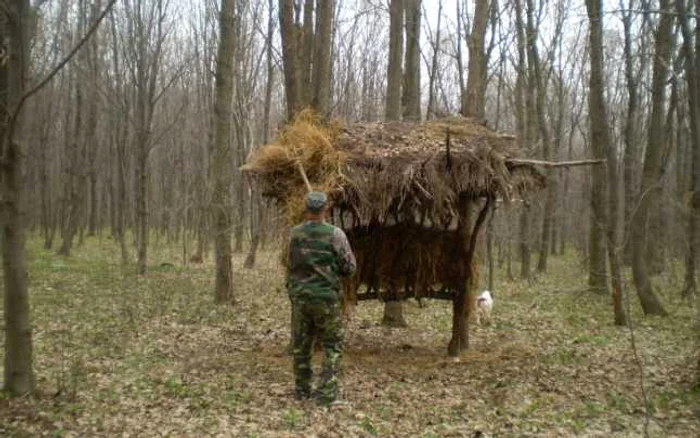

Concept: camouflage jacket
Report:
left=287, top=221, right=357, bottom=301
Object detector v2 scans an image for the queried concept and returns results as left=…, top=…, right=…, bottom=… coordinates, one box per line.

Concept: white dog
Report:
left=475, top=290, right=494, bottom=326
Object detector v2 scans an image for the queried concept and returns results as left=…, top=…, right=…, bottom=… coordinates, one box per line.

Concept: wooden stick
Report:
left=506, top=158, right=606, bottom=168
left=296, top=161, right=313, bottom=192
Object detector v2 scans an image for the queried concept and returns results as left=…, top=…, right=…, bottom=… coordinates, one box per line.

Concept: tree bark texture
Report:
left=621, top=1, right=640, bottom=264
left=279, top=0, right=302, bottom=119
left=677, top=0, right=700, bottom=300
left=462, top=0, right=489, bottom=119
left=385, top=0, right=403, bottom=121
left=1, top=0, right=35, bottom=396
left=630, top=0, right=673, bottom=316
left=448, top=196, right=492, bottom=357
left=585, top=0, right=627, bottom=324
left=381, top=300, right=408, bottom=327
left=211, top=0, right=236, bottom=304
left=402, top=0, right=421, bottom=121
left=584, top=0, right=610, bottom=296
left=312, top=0, right=333, bottom=117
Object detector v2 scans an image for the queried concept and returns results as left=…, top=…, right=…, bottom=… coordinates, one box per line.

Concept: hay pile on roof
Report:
left=244, top=112, right=545, bottom=304
left=243, top=111, right=545, bottom=227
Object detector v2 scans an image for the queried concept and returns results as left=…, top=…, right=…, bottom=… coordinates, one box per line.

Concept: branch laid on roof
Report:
left=506, top=158, right=606, bottom=168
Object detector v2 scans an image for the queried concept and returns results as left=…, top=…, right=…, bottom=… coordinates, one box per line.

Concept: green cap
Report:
left=305, top=191, right=328, bottom=213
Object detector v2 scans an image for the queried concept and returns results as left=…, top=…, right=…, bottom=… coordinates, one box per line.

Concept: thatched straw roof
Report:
left=243, top=112, right=545, bottom=227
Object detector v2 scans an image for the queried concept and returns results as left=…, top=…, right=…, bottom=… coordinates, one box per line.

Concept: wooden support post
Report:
left=448, top=195, right=493, bottom=357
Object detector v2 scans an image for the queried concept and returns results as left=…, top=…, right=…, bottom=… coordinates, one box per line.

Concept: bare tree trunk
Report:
left=382, top=0, right=407, bottom=325
left=630, top=0, right=673, bottom=316
left=519, top=204, right=531, bottom=279
left=513, top=0, right=532, bottom=280
left=279, top=0, right=302, bottom=119
left=312, top=0, right=334, bottom=116
left=585, top=0, right=627, bottom=325
left=583, top=0, right=609, bottom=296
left=385, top=0, right=403, bottom=121
left=301, top=0, right=314, bottom=107
left=448, top=197, right=492, bottom=356
left=525, top=0, right=554, bottom=274
left=381, top=300, right=408, bottom=327
left=487, top=207, right=496, bottom=291
left=426, top=0, right=442, bottom=120
left=678, top=0, right=700, bottom=300
left=58, top=74, right=83, bottom=256
left=245, top=0, right=275, bottom=269
left=1, top=0, right=34, bottom=397
left=211, top=0, right=236, bottom=304
left=462, top=0, right=489, bottom=119
left=135, top=129, right=149, bottom=275
left=85, top=0, right=102, bottom=237
left=621, top=0, right=640, bottom=264
left=402, top=0, right=421, bottom=121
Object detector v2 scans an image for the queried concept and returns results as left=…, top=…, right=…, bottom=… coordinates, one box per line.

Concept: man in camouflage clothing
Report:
left=288, top=191, right=357, bottom=404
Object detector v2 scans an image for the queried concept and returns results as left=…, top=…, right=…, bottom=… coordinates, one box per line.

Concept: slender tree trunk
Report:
left=462, top=0, right=489, bottom=119
left=312, top=0, right=334, bottom=116
left=385, top=0, right=403, bottom=121
left=487, top=207, right=496, bottom=291
left=585, top=0, right=627, bottom=324
left=245, top=0, right=275, bottom=269
left=2, top=0, right=34, bottom=397
left=622, top=0, right=640, bottom=264
left=678, top=0, right=700, bottom=300
left=449, top=197, right=492, bottom=357
left=525, top=0, right=554, bottom=273
left=427, top=0, right=442, bottom=120
left=584, top=0, right=609, bottom=296
left=301, top=0, right=314, bottom=106
left=211, top=0, right=236, bottom=304
left=136, top=129, right=149, bottom=275
left=519, top=204, right=531, bottom=279
left=630, top=0, right=673, bottom=316
left=85, top=0, right=101, bottom=237
left=402, top=0, right=421, bottom=121
left=58, top=77, right=83, bottom=256
left=279, top=0, right=302, bottom=119
left=382, top=0, right=407, bottom=325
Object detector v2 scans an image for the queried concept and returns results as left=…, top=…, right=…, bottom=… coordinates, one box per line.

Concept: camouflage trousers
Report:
left=291, top=297, right=344, bottom=404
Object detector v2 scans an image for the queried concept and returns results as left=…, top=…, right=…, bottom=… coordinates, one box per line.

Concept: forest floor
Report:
left=1, top=237, right=699, bottom=437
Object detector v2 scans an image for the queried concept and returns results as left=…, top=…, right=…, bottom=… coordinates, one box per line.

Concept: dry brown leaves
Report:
left=1, top=241, right=699, bottom=437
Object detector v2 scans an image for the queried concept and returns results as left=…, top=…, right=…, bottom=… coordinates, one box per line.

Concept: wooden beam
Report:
left=506, top=158, right=606, bottom=168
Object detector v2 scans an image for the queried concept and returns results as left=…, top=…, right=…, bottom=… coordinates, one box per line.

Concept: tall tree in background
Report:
left=677, top=0, right=700, bottom=300
left=279, top=0, right=335, bottom=119
left=584, top=0, right=608, bottom=295
left=621, top=0, right=641, bottom=264
left=124, top=0, right=170, bottom=275
left=462, top=0, right=489, bottom=119
left=513, top=0, right=533, bottom=280
left=279, top=0, right=301, bottom=118
left=57, top=3, right=87, bottom=256
left=585, top=0, right=627, bottom=325
left=526, top=0, right=554, bottom=273
left=426, top=0, right=442, bottom=120
left=212, top=0, right=236, bottom=304
left=402, top=0, right=420, bottom=121
left=313, top=0, right=333, bottom=116
left=1, top=0, right=34, bottom=396
left=385, top=0, right=403, bottom=121
left=245, top=0, right=275, bottom=269
left=629, top=0, right=673, bottom=316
